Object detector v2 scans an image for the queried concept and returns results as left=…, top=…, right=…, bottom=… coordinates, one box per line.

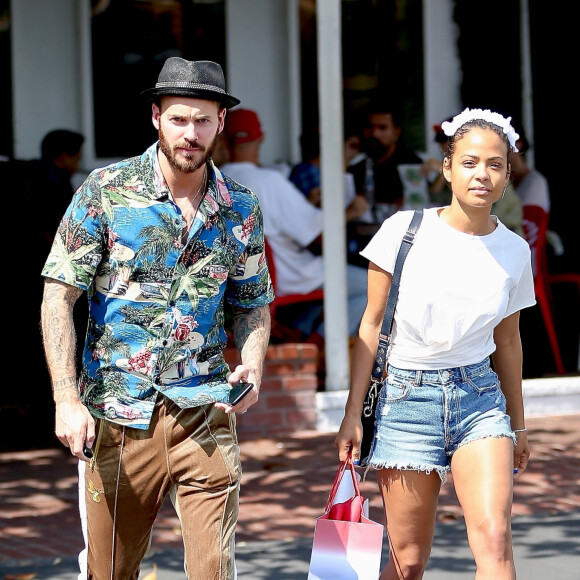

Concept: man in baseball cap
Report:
left=223, top=108, right=264, bottom=145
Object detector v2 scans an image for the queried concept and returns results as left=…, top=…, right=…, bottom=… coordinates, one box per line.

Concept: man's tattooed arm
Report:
left=41, top=278, right=84, bottom=404
left=232, top=304, right=271, bottom=386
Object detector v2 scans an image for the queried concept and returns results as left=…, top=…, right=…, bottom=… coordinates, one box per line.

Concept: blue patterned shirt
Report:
left=42, top=143, right=274, bottom=429
left=289, top=162, right=320, bottom=198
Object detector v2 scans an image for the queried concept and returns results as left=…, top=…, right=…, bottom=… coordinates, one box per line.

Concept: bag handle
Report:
left=323, top=455, right=361, bottom=515
left=371, top=209, right=423, bottom=383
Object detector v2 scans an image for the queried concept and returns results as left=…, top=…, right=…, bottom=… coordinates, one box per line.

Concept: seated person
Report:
left=421, top=120, right=453, bottom=207
left=348, top=97, right=424, bottom=222
left=289, top=123, right=368, bottom=223
left=346, top=98, right=428, bottom=264
left=219, top=108, right=368, bottom=342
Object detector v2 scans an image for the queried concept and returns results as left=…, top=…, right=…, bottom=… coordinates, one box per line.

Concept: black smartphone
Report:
left=228, top=382, right=254, bottom=405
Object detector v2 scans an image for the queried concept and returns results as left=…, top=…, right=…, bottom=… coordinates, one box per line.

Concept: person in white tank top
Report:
left=336, top=108, right=535, bottom=580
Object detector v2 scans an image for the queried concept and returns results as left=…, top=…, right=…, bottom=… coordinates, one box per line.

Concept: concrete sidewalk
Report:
left=1, top=412, right=579, bottom=579
left=3, top=510, right=578, bottom=579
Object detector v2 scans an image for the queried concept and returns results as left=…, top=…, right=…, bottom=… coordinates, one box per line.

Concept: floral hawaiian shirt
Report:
left=42, top=143, right=274, bottom=429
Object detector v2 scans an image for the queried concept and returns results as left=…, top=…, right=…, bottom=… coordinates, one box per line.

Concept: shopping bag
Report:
left=307, top=457, right=384, bottom=580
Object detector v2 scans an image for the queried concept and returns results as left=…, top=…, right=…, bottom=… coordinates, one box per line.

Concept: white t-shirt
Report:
left=515, top=169, right=550, bottom=212
left=361, top=207, right=536, bottom=369
left=220, top=161, right=324, bottom=295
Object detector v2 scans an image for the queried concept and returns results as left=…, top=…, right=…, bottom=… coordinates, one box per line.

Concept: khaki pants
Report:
left=82, top=394, right=241, bottom=579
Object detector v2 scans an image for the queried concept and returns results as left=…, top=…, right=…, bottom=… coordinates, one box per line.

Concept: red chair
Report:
left=264, top=238, right=324, bottom=320
left=521, top=205, right=580, bottom=375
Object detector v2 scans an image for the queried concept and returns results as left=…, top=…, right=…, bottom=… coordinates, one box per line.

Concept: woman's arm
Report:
left=336, top=263, right=390, bottom=461
left=492, top=311, right=530, bottom=474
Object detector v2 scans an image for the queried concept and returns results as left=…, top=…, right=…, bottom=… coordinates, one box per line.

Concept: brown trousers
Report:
left=82, top=394, right=241, bottom=579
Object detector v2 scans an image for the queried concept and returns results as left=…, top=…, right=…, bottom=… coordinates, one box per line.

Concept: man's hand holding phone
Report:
left=228, top=382, right=254, bottom=406
left=214, top=377, right=256, bottom=415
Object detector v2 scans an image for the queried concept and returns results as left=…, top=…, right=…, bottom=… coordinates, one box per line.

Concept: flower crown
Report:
left=441, top=108, right=520, bottom=152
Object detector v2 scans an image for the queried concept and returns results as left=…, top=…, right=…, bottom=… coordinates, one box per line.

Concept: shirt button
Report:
left=162, top=340, right=168, bottom=346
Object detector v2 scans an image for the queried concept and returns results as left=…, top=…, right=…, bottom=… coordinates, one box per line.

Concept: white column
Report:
left=423, top=0, right=461, bottom=159
left=520, top=0, right=535, bottom=168
left=287, top=0, right=302, bottom=166
left=79, top=0, right=96, bottom=168
left=317, top=0, right=350, bottom=391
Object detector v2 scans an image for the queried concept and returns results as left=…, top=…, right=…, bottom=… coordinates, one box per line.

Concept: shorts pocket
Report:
left=467, top=368, right=500, bottom=394
left=381, top=374, right=412, bottom=402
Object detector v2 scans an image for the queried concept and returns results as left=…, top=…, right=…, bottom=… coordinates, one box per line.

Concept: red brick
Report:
left=265, top=345, right=282, bottom=360
left=260, top=377, right=285, bottom=391
left=297, top=343, right=318, bottom=359
left=283, top=376, right=317, bottom=391
left=276, top=343, right=301, bottom=359
left=265, top=395, right=303, bottom=408
left=286, top=409, right=317, bottom=427
left=292, top=361, right=318, bottom=374
left=264, top=362, right=296, bottom=376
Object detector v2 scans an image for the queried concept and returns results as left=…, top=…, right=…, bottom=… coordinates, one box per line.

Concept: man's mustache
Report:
left=176, top=141, right=206, bottom=152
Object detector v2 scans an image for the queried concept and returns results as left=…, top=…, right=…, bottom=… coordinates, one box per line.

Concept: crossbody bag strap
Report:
left=371, top=209, right=423, bottom=382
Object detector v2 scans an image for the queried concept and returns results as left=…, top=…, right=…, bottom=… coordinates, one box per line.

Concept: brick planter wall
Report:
left=224, top=343, right=318, bottom=438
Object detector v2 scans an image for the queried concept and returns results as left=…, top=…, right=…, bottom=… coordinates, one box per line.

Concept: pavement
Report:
left=0, top=413, right=579, bottom=579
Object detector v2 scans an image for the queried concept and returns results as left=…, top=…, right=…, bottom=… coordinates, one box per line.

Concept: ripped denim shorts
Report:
left=368, top=358, right=516, bottom=482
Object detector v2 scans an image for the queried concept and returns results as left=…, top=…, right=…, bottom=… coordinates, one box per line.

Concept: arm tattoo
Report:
left=232, top=305, right=271, bottom=383
left=41, top=279, right=84, bottom=401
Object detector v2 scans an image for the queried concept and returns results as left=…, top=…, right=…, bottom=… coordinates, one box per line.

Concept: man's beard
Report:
left=364, top=137, right=388, bottom=162
left=158, top=124, right=218, bottom=174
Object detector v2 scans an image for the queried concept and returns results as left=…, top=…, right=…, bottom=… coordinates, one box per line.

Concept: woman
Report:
left=336, top=108, right=535, bottom=579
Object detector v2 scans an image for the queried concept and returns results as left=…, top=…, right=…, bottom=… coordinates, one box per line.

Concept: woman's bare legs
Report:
left=452, top=436, right=516, bottom=579
left=377, top=468, right=442, bottom=580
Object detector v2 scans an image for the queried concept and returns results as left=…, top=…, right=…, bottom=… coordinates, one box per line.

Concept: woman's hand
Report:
left=513, top=430, right=530, bottom=478
left=335, top=414, right=364, bottom=465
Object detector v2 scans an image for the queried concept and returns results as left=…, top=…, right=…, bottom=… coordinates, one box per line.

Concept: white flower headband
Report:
left=441, top=108, right=520, bottom=152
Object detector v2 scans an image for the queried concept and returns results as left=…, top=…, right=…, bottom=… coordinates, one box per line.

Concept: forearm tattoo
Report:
left=41, top=280, right=83, bottom=400
left=232, top=305, right=271, bottom=382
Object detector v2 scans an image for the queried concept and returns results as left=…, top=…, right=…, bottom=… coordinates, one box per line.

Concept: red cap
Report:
left=224, top=109, right=264, bottom=145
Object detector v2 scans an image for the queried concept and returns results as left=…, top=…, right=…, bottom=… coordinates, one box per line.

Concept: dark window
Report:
left=91, top=0, right=226, bottom=158
left=0, top=0, right=12, bottom=157
left=299, top=0, right=425, bottom=151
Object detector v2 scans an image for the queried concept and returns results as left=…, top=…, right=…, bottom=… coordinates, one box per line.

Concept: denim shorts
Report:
left=368, top=358, right=516, bottom=483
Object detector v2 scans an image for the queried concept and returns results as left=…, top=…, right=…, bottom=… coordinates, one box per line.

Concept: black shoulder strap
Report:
left=371, top=209, right=423, bottom=382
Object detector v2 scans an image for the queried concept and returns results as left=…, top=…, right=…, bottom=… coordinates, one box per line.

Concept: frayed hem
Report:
left=369, top=462, right=449, bottom=484
left=457, top=432, right=517, bottom=451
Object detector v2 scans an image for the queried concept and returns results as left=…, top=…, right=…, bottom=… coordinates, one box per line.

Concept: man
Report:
left=219, top=108, right=368, bottom=342
left=3, top=130, right=86, bottom=447
left=288, top=122, right=366, bottom=213
left=37, top=129, right=85, bottom=231
left=345, top=98, right=425, bottom=265
left=40, top=58, right=273, bottom=579
left=349, top=98, right=424, bottom=222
